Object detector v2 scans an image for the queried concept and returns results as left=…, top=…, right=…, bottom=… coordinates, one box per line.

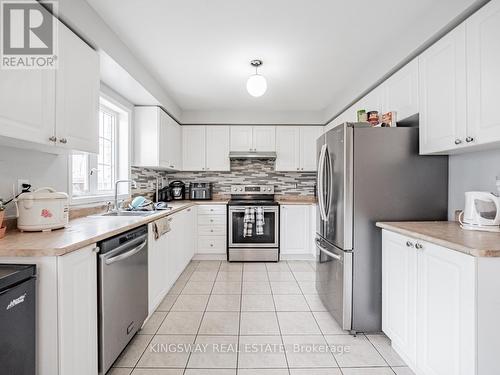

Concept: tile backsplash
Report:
left=131, top=159, right=316, bottom=199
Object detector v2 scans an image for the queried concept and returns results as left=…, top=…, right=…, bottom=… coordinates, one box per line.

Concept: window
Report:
left=71, top=95, right=130, bottom=203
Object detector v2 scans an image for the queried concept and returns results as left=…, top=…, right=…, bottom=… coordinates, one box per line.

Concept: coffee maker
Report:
left=169, top=181, right=186, bottom=200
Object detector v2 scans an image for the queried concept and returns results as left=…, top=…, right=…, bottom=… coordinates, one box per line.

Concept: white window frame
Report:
left=69, top=90, right=132, bottom=206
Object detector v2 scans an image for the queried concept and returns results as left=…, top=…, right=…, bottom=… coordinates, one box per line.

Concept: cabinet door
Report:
left=206, top=126, right=230, bottom=171
left=148, top=223, right=168, bottom=314
left=56, top=22, right=99, bottom=153
left=165, top=215, right=177, bottom=290
left=0, top=4, right=56, bottom=148
left=466, top=0, right=500, bottom=146
left=0, top=69, right=55, bottom=146
left=419, top=24, right=467, bottom=154
left=381, top=231, right=417, bottom=367
left=184, top=207, right=196, bottom=262
left=275, top=127, right=300, bottom=171
left=57, top=245, right=98, bottom=375
left=416, top=241, right=475, bottom=375
left=182, top=126, right=206, bottom=171
left=280, top=205, right=310, bottom=254
left=299, top=126, right=322, bottom=171
left=253, top=126, right=276, bottom=151
left=230, top=126, right=253, bottom=151
left=384, top=58, right=419, bottom=121
left=162, top=112, right=182, bottom=170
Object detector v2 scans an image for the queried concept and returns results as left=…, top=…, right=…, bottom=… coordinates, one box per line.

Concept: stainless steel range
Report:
left=227, top=185, right=279, bottom=262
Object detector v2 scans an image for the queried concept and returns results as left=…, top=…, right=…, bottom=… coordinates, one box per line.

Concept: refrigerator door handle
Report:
left=316, top=239, right=341, bottom=260
left=324, top=149, right=334, bottom=219
left=317, top=144, right=328, bottom=221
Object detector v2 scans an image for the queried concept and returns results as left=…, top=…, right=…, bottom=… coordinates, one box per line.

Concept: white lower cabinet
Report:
left=196, top=205, right=227, bottom=254
left=0, top=245, right=98, bottom=375
left=148, top=207, right=197, bottom=313
left=57, top=245, right=98, bottom=375
left=280, top=204, right=314, bottom=256
left=382, top=229, right=500, bottom=375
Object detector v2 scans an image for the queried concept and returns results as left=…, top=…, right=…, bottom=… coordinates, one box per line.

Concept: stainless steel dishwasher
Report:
left=97, top=225, right=148, bottom=375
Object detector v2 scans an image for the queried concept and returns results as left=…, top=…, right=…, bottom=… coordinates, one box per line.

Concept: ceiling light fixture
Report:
left=246, top=59, right=267, bottom=97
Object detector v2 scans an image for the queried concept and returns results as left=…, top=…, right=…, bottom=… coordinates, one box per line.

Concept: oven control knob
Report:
left=239, top=188, right=243, bottom=191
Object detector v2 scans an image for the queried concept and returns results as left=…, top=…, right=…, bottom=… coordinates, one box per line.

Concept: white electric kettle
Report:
left=459, top=191, right=500, bottom=232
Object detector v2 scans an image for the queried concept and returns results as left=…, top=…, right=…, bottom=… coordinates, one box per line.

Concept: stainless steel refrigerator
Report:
left=315, top=122, right=448, bottom=333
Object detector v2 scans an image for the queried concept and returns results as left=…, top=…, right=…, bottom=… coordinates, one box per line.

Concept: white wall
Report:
left=0, top=147, right=68, bottom=217
left=448, top=148, right=500, bottom=219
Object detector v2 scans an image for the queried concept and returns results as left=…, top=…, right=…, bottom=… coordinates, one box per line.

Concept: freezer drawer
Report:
left=315, top=237, right=352, bottom=331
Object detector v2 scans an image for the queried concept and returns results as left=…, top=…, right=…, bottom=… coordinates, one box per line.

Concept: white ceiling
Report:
left=86, top=0, right=478, bottom=123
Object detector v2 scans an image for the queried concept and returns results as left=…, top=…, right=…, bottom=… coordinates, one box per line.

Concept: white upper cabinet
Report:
left=230, top=126, right=276, bottom=152
left=253, top=126, right=276, bottom=151
left=276, top=126, right=321, bottom=171
left=276, top=127, right=300, bottom=171
left=466, top=0, right=500, bottom=146
left=299, top=126, right=322, bottom=171
left=182, top=125, right=230, bottom=171
left=419, top=24, right=467, bottom=154
left=182, top=126, right=206, bottom=171
left=56, top=22, right=99, bottom=153
left=0, top=12, right=98, bottom=153
left=135, top=107, right=182, bottom=170
left=206, top=126, right=230, bottom=171
left=0, top=69, right=55, bottom=146
left=384, top=58, right=419, bottom=121
left=230, top=126, right=253, bottom=151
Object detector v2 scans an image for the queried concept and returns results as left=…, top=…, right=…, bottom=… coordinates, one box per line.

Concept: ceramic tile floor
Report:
left=109, top=260, right=415, bottom=375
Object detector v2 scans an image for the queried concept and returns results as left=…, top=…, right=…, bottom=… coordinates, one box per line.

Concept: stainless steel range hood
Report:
left=229, top=151, right=277, bottom=160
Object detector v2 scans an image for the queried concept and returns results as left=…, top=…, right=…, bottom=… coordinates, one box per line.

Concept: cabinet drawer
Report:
left=198, top=225, right=226, bottom=236
left=198, top=215, right=226, bottom=225
left=197, top=205, right=227, bottom=215
left=198, top=236, right=226, bottom=252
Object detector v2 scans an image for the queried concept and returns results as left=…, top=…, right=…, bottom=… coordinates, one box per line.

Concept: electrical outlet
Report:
left=17, top=179, right=30, bottom=194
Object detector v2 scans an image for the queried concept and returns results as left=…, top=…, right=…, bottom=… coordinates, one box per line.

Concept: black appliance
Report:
left=189, top=182, right=213, bottom=200
left=0, top=264, right=36, bottom=375
left=155, top=186, right=173, bottom=202
left=169, top=181, right=186, bottom=200
left=227, top=185, right=279, bottom=262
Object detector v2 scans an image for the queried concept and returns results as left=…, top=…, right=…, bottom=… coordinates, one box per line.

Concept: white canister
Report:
left=15, top=187, right=69, bottom=231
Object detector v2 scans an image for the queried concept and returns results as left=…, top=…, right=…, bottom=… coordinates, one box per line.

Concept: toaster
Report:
left=189, top=182, right=213, bottom=200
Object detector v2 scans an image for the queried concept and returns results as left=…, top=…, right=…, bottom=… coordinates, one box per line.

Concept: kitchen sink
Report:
left=99, top=211, right=158, bottom=217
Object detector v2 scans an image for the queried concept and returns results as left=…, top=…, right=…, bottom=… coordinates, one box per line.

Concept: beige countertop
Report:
left=376, top=221, right=500, bottom=257
left=276, top=196, right=317, bottom=205
left=0, top=200, right=229, bottom=257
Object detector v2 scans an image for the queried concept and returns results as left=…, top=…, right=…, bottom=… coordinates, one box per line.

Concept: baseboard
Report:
left=280, top=253, right=316, bottom=261
left=193, top=253, right=316, bottom=261
left=193, top=254, right=226, bottom=260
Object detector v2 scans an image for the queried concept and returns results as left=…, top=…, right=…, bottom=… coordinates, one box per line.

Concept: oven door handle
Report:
left=316, top=239, right=341, bottom=260
left=104, top=240, right=147, bottom=265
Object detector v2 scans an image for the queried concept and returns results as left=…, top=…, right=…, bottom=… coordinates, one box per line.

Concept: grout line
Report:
left=182, top=260, right=221, bottom=374
left=290, top=260, right=342, bottom=370
left=270, top=261, right=292, bottom=375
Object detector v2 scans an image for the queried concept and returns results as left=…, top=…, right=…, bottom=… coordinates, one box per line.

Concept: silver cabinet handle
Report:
left=466, top=136, right=474, bottom=143
left=49, top=136, right=57, bottom=142
left=210, top=243, right=214, bottom=247
left=59, top=138, right=67, bottom=144
left=170, top=165, right=174, bottom=168
left=415, top=243, right=424, bottom=250
left=454, top=139, right=462, bottom=145
left=406, top=241, right=414, bottom=248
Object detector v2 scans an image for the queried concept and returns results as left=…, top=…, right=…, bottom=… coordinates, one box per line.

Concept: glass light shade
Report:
left=246, top=74, right=267, bottom=97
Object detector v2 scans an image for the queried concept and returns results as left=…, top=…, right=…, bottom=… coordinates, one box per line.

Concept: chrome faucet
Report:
left=114, top=179, right=137, bottom=212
